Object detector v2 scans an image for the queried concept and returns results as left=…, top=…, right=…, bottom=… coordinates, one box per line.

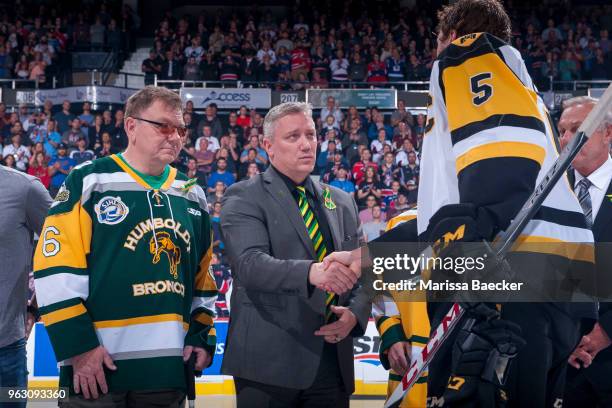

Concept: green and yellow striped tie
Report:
left=296, top=186, right=338, bottom=322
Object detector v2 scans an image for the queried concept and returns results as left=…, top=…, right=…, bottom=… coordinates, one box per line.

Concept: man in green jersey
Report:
left=34, top=86, right=217, bottom=407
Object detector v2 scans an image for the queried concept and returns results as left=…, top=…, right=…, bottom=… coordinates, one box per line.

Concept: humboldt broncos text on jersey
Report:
left=418, top=33, right=593, bottom=263
left=33, top=155, right=217, bottom=392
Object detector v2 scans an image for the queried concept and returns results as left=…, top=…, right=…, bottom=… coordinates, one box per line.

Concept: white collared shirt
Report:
left=574, top=155, right=612, bottom=221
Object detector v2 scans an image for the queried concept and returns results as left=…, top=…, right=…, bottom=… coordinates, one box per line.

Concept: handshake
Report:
left=308, top=248, right=362, bottom=295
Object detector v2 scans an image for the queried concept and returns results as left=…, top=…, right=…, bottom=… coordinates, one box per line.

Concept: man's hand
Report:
left=72, top=346, right=117, bottom=399
left=323, top=249, right=362, bottom=277
left=183, top=345, right=211, bottom=371
left=387, top=341, right=412, bottom=376
left=568, top=345, right=593, bottom=369
left=568, top=323, right=612, bottom=369
left=25, top=312, right=36, bottom=340
left=314, top=306, right=357, bottom=343
left=309, top=261, right=358, bottom=295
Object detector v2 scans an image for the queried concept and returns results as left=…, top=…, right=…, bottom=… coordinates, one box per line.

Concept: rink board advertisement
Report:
left=26, top=319, right=388, bottom=396
left=180, top=88, right=272, bottom=109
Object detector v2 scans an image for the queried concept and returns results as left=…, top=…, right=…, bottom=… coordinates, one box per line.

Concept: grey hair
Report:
left=263, top=102, right=313, bottom=140
left=562, top=95, right=612, bottom=129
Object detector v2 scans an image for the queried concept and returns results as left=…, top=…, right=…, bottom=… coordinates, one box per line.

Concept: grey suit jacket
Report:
left=220, top=166, right=371, bottom=392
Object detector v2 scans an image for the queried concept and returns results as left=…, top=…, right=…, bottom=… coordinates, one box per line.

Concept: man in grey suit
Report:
left=220, top=102, right=370, bottom=407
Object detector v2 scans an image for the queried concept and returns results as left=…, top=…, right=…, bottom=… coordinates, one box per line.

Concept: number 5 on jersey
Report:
left=470, top=73, right=493, bottom=106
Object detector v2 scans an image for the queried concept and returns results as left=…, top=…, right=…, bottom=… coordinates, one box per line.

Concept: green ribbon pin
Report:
left=607, top=194, right=612, bottom=203
left=180, top=178, right=198, bottom=193
left=323, top=186, right=337, bottom=210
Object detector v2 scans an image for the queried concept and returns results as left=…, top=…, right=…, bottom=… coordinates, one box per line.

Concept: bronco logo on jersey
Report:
left=150, top=231, right=181, bottom=279
left=95, top=196, right=130, bottom=225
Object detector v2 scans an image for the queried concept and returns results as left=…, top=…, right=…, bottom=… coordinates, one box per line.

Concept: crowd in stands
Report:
left=143, top=1, right=611, bottom=89
left=0, top=96, right=422, bottom=314
left=0, top=1, right=136, bottom=87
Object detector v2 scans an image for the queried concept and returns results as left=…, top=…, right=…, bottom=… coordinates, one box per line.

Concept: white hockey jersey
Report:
left=418, top=33, right=593, bottom=261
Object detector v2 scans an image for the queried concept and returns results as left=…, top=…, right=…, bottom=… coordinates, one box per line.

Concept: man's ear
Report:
left=449, top=30, right=458, bottom=43
left=262, top=137, right=273, bottom=160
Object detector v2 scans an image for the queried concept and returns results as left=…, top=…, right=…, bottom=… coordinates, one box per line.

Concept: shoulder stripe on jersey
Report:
left=533, top=206, right=589, bottom=230
left=456, top=141, right=545, bottom=174
left=451, top=114, right=546, bottom=145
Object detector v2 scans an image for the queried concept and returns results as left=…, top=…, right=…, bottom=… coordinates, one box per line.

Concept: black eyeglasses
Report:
left=132, top=117, right=187, bottom=138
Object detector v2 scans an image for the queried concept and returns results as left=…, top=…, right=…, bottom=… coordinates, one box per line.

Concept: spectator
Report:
left=69, top=137, right=95, bottom=165
left=320, top=96, right=343, bottom=127
left=42, top=119, right=61, bottom=159
left=256, top=53, right=277, bottom=82
left=194, top=137, right=215, bottom=173
left=370, top=128, right=393, bottom=163
left=195, top=125, right=220, bottom=153
left=160, top=50, right=181, bottom=81
left=197, top=105, right=223, bottom=140
left=27, top=151, right=51, bottom=189
left=244, top=162, right=261, bottom=179
left=387, top=192, right=412, bottom=219
left=184, top=36, right=204, bottom=62
left=348, top=53, right=367, bottom=82
left=329, top=49, right=349, bottom=83
left=185, top=157, right=207, bottom=187
left=256, top=40, right=276, bottom=64
left=368, top=112, right=393, bottom=141
left=183, top=56, right=201, bottom=81
left=356, top=166, right=383, bottom=208
left=207, top=157, right=235, bottom=193
left=3, top=133, right=30, bottom=172
left=311, top=45, right=329, bottom=80
left=236, top=106, right=251, bottom=129
left=216, top=143, right=239, bottom=176
left=47, top=143, right=74, bottom=197
left=316, top=139, right=338, bottom=174
left=54, top=100, right=75, bottom=134
left=379, top=151, right=400, bottom=187
left=2, top=153, right=16, bottom=168
left=362, top=205, right=386, bottom=241
left=111, top=110, right=128, bottom=150
left=62, top=119, right=88, bottom=150
left=142, top=49, right=161, bottom=85
left=239, top=134, right=268, bottom=165
left=94, top=132, right=115, bottom=158
left=0, top=44, right=13, bottom=79
left=290, top=41, right=311, bottom=81
left=241, top=50, right=259, bottom=83
left=352, top=147, right=377, bottom=185
left=393, top=121, right=416, bottom=150
left=399, top=150, right=419, bottom=203
left=386, top=48, right=406, bottom=82
left=90, top=16, right=106, bottom=49
left=391, top=100, right=412, bottom=128
left=406, top=54, right=427, bottom=81
left=207, top=180, right=226, bottom=205
left=219, top=53, right=240, bottom=82
left=358, top=194, right=379, bottom=223
left=79, top=102, right=94, bottom=126
left=200, top=51, right=219, bottom=81
left=238, top=148, right=264, bottom=179
left=329, top=166, right=355, bottom=196
left=14, top=55, right=30, bottom=79
left=88, top=115, right=105, bottom=150
left=366, top=53, right=387, bottom=83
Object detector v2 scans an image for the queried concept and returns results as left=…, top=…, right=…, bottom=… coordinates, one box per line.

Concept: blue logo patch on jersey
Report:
left=95, top=196, right=130, bottom=225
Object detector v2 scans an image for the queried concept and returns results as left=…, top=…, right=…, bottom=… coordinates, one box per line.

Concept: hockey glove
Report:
left=443, top=319, right=526, bottom=407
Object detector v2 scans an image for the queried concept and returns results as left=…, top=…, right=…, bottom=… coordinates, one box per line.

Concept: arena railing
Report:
left=153, top=76, right=431, bottom=91
left=0, top=78, right=39, bottom=89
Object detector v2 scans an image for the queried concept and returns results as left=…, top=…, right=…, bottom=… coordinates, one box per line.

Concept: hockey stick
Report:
left=384, top=84, right=612, bottom=408
left=184, top=353, right=196, bottom=408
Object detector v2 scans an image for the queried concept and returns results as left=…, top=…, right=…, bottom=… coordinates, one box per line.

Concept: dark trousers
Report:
left=502, top=303, right=580, bottom=408
left=0, top=338, right=27, bottom=408
left=58, top=389, right=185, bottom=408
left=234, top=343, right=349, bottom=408
left=564, top=359, right=612, bottom=408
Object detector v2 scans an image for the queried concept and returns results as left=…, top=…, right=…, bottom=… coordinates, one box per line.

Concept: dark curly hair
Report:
left=437, top=0, right=512, bottom=43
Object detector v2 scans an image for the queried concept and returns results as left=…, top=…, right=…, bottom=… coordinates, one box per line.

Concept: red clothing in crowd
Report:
left=352, top=161, right=379, bottom=185
left=367, top=61, right=387, bottom=83
left=28, top=165, right=51, bottom=189
left=236, top=115, right=251, bottom=128
left=291, top=47, right=311, bottom=72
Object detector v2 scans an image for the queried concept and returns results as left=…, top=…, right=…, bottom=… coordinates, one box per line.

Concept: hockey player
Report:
left=328, top=0, right=595, bottom=406
left=421, top=0, right=594, bottom=406
left=372, top=208, right=430, bottom=407
left=33, top=86, right=217, bottom=406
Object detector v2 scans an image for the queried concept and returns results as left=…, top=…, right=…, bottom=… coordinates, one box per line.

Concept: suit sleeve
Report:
left=435, top=37, right=549, bottom=234
left=345, top=195, right=372, bottom=337
left=220, top=182, right=314, bottom=297
left=185, top=194, right=218, bottom=360
left=33, top=170, right=99, bottom=361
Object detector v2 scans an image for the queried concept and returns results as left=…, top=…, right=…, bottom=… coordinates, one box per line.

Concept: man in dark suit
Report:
left=560, top=96, right=612, bottom=407
left=220, top=102, right=370, bottom=407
